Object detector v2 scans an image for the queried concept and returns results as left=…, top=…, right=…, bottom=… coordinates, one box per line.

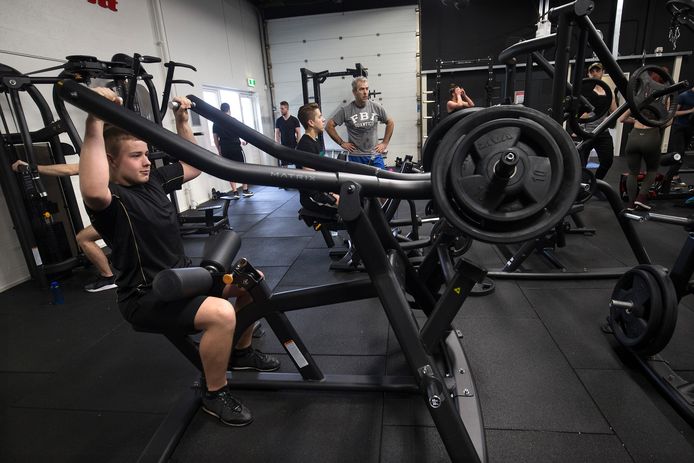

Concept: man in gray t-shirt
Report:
left=326, top=76, right=395, bottom=169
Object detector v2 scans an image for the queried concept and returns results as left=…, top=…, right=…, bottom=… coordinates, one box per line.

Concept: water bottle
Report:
left=50, top=281, right=64, bottom=305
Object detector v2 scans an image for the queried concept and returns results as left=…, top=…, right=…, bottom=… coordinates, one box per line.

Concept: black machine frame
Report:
left=57, top=79, right=488, bottom=463
left=484, top=0, right=689, bottom=280
left=0, top=63, right=86, bottom=285
left=498, top=0, right=694, bottom=427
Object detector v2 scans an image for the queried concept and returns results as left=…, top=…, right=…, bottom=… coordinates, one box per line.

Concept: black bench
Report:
left=178, top=196, right=233, bottom=235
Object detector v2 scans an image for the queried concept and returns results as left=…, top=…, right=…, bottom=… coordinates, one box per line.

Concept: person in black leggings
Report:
left=578, top=63, right=617, bottom=180
left=619, top=109, right=662, bottom=210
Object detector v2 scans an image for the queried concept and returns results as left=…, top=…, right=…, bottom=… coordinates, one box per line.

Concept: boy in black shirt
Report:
left=79, top=88, right=278, bottom=427
left=296, top=103, right=339, bottom=214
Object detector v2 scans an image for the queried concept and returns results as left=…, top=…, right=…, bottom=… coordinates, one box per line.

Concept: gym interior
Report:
left=3, top=0, right=694, bottom=462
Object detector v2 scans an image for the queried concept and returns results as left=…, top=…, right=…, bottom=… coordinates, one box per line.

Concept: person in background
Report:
left=619, top=107, right=663, bottom=211
left=325, top=76, right=394, bottom=169
left=213, top=102, right=253, bottom=199
left=446, top=85, right=475, bottom=113
left=274, top=100, right=301, bottom=164
left=577, top=62, right=617, bottom=182
left=666, top=83, right=694, bottom=188
left=11, top=159, right=116, bottom=292
left=296, top=103, right=339, bottom=215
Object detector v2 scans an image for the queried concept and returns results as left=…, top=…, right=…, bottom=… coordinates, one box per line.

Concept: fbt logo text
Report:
left=88, top=0, right=118, bottom=12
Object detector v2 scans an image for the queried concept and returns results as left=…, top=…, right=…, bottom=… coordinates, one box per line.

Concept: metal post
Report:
left=550, top=12, right=573, bottom=123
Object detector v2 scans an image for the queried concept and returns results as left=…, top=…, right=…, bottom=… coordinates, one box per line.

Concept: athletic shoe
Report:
left=202, top=386, right=253, bottom=427
left=84, top=275, right=117, bottom=292
left=231, top=191, right=240, bottom=200
left=242, top=189, right=254, bottom=198
left=229, top=347, right=280, bottom=371
left=633, top=201, right=652, bottom=211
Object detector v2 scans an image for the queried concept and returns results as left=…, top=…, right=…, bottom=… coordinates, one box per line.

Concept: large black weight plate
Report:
left=431, top=105, right=580, bottom=244
left=576, top=168, right=597, bottom=204
left=422, top=107, right=482, bottom=172
left=568, top=78, right=614, bottom=140
left=638, top=265, right=678, bottom=355
left=609, top=266, right=664, bottom=352
left=626, top=66, right=678, bottom=127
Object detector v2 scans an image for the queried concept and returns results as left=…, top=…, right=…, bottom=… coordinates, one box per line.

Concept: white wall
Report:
left=267, top=6, right=419, bottom=159
left=0, top=0, right=271, bottom=291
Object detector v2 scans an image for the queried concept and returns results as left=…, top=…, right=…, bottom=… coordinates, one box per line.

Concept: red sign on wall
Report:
left=87, top=0, right=118, bottom=12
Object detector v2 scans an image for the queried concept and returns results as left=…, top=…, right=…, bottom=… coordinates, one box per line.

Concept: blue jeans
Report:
left=348, top=154, right=385, bottom=169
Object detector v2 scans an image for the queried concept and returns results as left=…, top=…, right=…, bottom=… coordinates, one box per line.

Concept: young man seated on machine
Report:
left=79, top=88, right=279, bottom=427
left=296, top=103, right=340, bottom=215
left=11, top=159, right=118, bottom=293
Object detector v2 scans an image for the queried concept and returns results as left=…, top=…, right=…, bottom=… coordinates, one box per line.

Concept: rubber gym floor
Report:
left=3, top=156, right=694, bottom=462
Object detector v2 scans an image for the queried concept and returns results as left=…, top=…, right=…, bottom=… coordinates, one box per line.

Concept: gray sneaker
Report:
left=242, top=189, right=254, bottom=198
left=202, top=386, right=253, bottom=427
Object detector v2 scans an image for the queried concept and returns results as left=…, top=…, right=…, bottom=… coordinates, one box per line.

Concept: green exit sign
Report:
left=247, top=78, right=256, bottom=87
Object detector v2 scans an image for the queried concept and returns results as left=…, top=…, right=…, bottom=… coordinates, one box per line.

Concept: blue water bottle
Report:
left=50, top=281, right=64, bottom=305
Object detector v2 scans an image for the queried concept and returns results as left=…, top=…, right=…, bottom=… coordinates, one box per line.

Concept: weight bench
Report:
left=178, top=196, right=233, bottom=235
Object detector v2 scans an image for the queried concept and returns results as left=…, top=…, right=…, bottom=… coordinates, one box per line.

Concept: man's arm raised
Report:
left=172, top=96, right=202, bottom=183
left=79, top=88, right=121, bottom=211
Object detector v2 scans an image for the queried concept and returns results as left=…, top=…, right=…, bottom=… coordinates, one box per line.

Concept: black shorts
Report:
left=221, top=148, right=245, bottom=163
left=120, top=289, right=206, bottom=334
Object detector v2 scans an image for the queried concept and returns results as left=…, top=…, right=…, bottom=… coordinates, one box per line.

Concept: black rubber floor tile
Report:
left=279, top=248, right=365, bottom=286
left=454, top=280, right=537, bottom=319
left=578, top=369, right=694, bottom=462
left=171, top=390, right=382, bottom=463
left=227, top=199, right=287, bottom=215
left=253, top=265, right=289, bottom=291
left=305, top=229, right=343, bottom=248
left=236, top=236, right=312, bottom=266
left=0, top=408, right=161, bottom=463
left=265, top=298, right=388, bottom=356
left=243, top=216, right=318, bottom=238
left=0, top=300, right=123, bottom=372
left=227, top=213, right=267, bottom=231
left=485, top=429, right=632, bottom=463
left=522, top=287, right=624, bottom=369
left=460, top=317, right=610, bottom=433
left=383, top=392, right=434, bottom=426
left=380, top=425, right=448, bottom=463
left=14, top=323, right=198, bottom=413
left=463, top=241, right=508, bottom=270
left=659, top=306, right=694, bottom=370
left=268, top=199, right=304, bottom=218
left=0, top=372, right=52, bottom=408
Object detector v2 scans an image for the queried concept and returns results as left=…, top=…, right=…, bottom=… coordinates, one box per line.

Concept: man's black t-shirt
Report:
left=296, top=134, right=337, bottom=214
left=275, top=115, right=300, bottom=148
left=295, top=133, right=321, bottom=169
left=213, top=122, right=242, bottom=155
left=87, top=163, right=190, bottom=304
